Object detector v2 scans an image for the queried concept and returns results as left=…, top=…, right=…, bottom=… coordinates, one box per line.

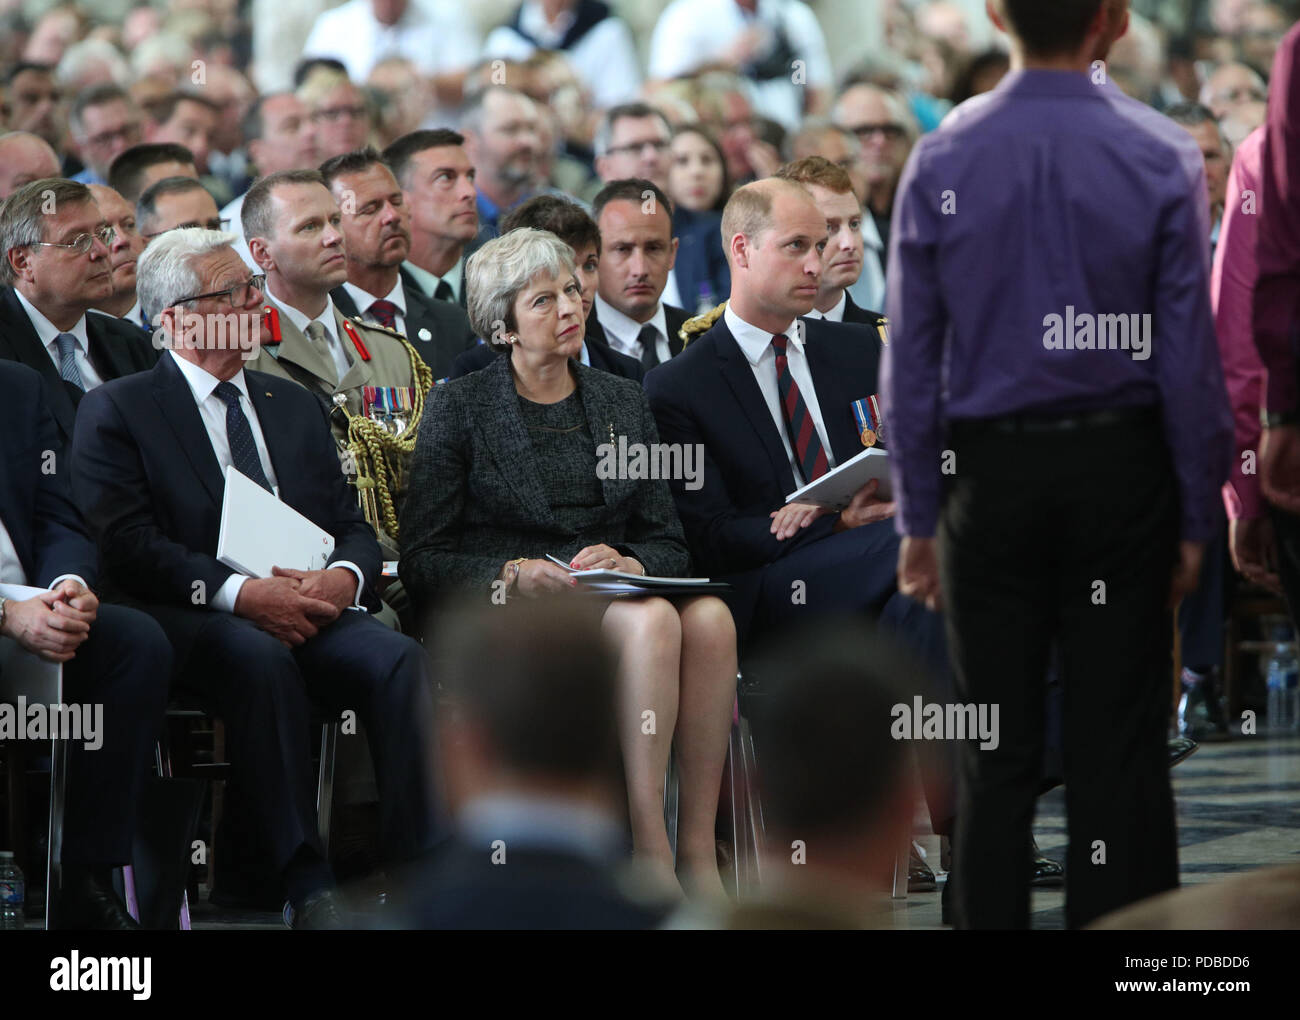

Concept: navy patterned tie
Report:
left=214, top=381, right=272, bottom=492
left=771, top=332, right=829, bottom=483
left=55, top=332, right=86, bottom=389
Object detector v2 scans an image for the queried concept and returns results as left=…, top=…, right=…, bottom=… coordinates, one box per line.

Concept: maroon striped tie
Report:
left=771, top=332, right=829, bottom=483
left=368, top=299, right=399, bottom=330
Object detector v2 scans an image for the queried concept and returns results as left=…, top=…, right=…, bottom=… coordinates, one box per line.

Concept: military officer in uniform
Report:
left=240, top=169, right=432, bottom=577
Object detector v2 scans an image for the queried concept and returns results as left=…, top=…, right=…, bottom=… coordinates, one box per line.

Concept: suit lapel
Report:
left=711, top=321, right=796, bottom=492
left=330, top=286, right=361, bottom=319
left=478, top=356, right=555, bottom=527
left=664, top=304, right=688, bottom=357
left=246, top=380, right=295, bottom=497
left=0, top=289, right=78, bottom=439
left=333, top=307, right=369, bottom=392
left=151, top=355, right=225, bottom=507
left=802, top=319, right=877, bottom=467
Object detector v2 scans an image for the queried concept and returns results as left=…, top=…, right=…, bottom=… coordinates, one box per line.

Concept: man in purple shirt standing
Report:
left=882, top=0, right=1233, bottom=929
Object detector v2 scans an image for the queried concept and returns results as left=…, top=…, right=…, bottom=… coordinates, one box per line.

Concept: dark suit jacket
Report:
left=399, top=263, right=467, bottom=310
left=393, top=840, right=665, bottom=930
left=69, top=353, right=381, bottom=611
left=0, top=286, right=159, bottom=448
left=671, top=208, right=730, bottom=313
left=842, top=293, right=889, bottom=334
left=643, top=315, right=882, bottom=577
left=447, top=328, right=645, bottom=383
left=587, top=302, right=690, bottom=361
left=399, top=354, right=689, bottom=605
left=331, top=281, right=477, bottom=380
left=0, top=362, right=97, bottom=587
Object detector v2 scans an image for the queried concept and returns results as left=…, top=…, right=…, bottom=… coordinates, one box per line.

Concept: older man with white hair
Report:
left=70, top=227, right=443, bottom=929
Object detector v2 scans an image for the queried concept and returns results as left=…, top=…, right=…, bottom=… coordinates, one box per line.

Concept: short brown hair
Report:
left=993, top=0, right=1105, bottom=56
left=773, top=156, right=854, bottom=195
left=719, top=177, right=810, bottom=258
left=241, top=168, right=326, bottom=241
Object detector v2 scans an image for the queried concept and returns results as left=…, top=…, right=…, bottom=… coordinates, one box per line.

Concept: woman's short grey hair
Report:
left=465, top=227, right=578, bottom=349
left=136, top=227, right=239, bottom=323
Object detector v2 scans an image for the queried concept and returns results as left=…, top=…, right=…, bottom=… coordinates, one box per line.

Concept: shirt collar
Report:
left=267, top=286, right=338, bottom=345
left=15, top=288, right=89, bottom=353
left=724, top=304, right=801, bottom=367
left=403, top=256, right=462, bottom=301
left=457, top=793, right=624, bottom=864
left=809, top=291, right=846, bottom=323
left=594, top=293, right=667, bottom=350
left=520, top=0, right=574, bottom=47
left=997, top=68, right=1108, bottom=100
left=342, top=278, right=406, bottom=318
left=168, top=348, right=249, bottom=404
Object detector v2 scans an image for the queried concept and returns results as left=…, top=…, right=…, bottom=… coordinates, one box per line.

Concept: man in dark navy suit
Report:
left=69, top=228, right=440, bottom=929
left=645, top=175, right=954, bottom=884
left=0, top=178, right=159, bottom=450
left=0, top=361, right=170, bottom=928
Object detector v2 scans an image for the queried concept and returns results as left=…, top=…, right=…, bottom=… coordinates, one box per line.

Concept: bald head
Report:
left=0, top=132, right=62, bottom=199
left=722, top=178, right=828, bottom=330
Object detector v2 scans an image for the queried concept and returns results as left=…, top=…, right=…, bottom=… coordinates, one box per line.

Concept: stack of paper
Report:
left=545, top=555, right=725, bottom=596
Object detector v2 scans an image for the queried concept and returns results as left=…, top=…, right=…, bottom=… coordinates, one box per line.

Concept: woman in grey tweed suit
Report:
left=400, top=228, right=737, bottom=898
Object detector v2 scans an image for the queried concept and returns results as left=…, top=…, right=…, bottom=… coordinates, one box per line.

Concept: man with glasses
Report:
left=137, top=177, right=227, bottom=241
left=0, top=178, right=159, bottom=449
left=832, top=82, right=917, bottom=311
left=69, top=227, right=442, bottom=929
left=305, top=75, right=375, bottom=162
left=87, top=184, right=149, bottom=331
left=68, top=84, right=143, bottom=187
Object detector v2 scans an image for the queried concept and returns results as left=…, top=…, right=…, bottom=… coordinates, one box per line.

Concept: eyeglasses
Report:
left=31, top=225, right=115, bottom=255
left=849, top=122, right=906, bottom=141
left=312, top=105, right=368, bottom=123
left=84, top=123, right=141, bottom=149
left=143, top=218, right=231, bottom=239
left=174, top=274, right=266, bottom=308
left=606, top=139, right=670, bottom=157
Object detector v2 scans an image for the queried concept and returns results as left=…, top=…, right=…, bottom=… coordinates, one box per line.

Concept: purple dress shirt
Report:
left=881, top=69, right=1233, bottom=541
left=1254, top=22, right=1300, bottom=416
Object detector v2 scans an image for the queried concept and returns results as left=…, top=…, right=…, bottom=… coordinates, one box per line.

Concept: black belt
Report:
left=951, top=405, right=1160, bottom=435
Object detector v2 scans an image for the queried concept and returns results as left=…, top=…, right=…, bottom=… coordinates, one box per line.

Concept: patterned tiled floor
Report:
left=888, top=731, right=1300, bottom=929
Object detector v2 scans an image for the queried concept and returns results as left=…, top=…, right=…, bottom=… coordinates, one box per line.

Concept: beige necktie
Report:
left=304, top=320, right=339, bottom=384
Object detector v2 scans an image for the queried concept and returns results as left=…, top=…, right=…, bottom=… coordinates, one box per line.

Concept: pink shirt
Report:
left=1212, top=127, right=1267, bottom=520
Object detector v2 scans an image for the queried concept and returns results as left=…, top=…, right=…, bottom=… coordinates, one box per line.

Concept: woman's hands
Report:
left=508, top=546, right=646, bottom=598
left=569, top=544, right=644, bottom=575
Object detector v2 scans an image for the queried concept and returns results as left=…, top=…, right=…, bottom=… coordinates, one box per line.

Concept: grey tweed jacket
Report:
left=399, top=354, right=690, bottom=605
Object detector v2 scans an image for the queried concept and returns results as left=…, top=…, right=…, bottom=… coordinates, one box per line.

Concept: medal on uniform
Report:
left=364, top=386, right=416, bottom=436
left=341, top=318, right=372, bottom=362
left=852, top=395, right=885, bottom=448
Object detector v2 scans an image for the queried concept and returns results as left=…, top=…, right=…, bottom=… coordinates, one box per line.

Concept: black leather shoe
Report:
left=1168, top=735, right=1199, bottom=768
left=908, top=842, right=937, bottom=892
left=1178, top=670, right=1231, bottom=742
left=284, top=889, right=346, bottom=930
left=56, top=870, right=140, bottom=930
left=1029, top=838, right=1064, bottom=887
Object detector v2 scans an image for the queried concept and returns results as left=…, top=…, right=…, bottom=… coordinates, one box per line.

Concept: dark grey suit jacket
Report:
left=399, top=354, right=689, bottom=607
left=330, top=282, right=477, bottom=380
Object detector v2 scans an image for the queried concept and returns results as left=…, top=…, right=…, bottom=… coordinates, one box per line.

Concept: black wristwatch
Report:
left=1261, top=408, right=1300, bottom=428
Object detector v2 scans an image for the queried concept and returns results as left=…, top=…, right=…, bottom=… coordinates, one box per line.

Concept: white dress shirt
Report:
left=724, top=305, right=837, bottom=486
left=14, top=289, right=104, bottom=389
left=302, top=0, right=480, bottom=84
left=482, top=1, right=641, bottom=110
left=266, top=288, right=353, bottom=383
left=343, top=278, right=407, bottom=337
left=402, top=256, right=462, bottom=304
left=648, top=0, right=832, bottom=130
left=594, top=294, right=670, bottom=364
left=221, top=191, right=256, bottom=270
left=167, top=351, right=364, bottom=612
left=804, top=291, right=846, bottom=323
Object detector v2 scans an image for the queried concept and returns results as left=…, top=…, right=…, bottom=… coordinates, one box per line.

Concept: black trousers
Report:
left=940, top=417, right=1180, bottom=929
left=60, top=604, right=172, bottom=865
left=142, top=604, right=441, bottom=882
left=747, top=519, right=957, bottom=835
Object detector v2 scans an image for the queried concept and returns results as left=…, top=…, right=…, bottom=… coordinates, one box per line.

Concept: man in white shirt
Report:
left=69, top=228, right=442, bottom=928
left=590, top=179, right=690, bottom=368
left=483, top=0, right=641, bottom=110
left=302, top=0, right=480, bottom=122
left=648, top=0, right=833, bottom=130
left=382, top=128, right=479, bottom=308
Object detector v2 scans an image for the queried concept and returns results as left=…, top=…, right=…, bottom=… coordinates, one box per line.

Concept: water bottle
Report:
left=0, top=851, right=24, bottom=930
left=1265, top=629, right=1300, bottom=733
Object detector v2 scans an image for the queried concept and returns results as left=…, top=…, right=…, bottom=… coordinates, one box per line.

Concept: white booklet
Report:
left=785, top=446, right=892, bottom=510
left=544, top=554, right=713, bottom=586
left=216, top=466, right=335, bottom=578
